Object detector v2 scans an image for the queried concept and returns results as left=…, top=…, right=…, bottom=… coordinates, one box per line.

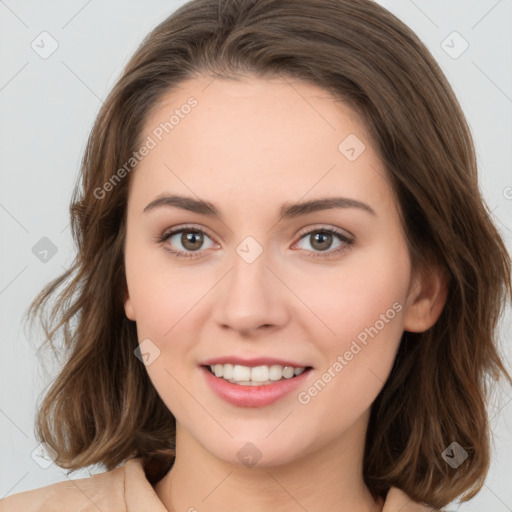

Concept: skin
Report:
left=123, top=74, right=447, bottom=512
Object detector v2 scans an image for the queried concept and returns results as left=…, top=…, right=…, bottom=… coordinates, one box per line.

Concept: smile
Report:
left=201, top=364, right=313, bottom=408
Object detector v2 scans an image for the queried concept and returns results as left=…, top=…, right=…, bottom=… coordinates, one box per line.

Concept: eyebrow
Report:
left=142, top=194, right=376, bottom=220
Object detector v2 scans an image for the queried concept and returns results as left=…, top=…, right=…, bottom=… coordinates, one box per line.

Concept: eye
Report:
left=155, top=224, right=354, bottom=259
left=156, top=224, right=217, bottom=258
left=293, top=226, right=354, bottom=259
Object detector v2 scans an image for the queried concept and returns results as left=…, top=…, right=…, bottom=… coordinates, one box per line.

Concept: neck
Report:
left=154, top=411, right=383, bottom=512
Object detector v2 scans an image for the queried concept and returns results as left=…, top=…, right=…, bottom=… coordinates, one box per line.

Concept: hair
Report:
left=25, top=0, right=511, bottom=508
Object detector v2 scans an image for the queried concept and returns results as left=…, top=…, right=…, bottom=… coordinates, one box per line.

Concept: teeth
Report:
left=209, top=363, right=307, bottom=385
left=221, top=363, right=233, bottom=379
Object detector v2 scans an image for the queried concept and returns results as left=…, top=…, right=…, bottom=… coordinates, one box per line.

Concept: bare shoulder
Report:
left=0, top=466, right=127, bottom=512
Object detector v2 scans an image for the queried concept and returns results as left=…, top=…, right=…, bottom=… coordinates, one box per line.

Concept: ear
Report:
left=123, top=287, right=136, bottom=321
left=403, top=263, right=449, bottom=333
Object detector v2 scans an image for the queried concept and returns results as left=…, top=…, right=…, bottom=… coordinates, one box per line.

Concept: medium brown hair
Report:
left=27, top=0, right=511, bottom=508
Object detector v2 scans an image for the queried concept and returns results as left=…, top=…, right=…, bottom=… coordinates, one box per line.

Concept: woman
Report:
left=1, top=0, right=510, bottom=510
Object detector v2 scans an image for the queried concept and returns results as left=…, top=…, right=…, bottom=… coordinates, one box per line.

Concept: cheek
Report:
left=296, top=243, right=408, bottom=344
left=290, top=244, right=409, bottom=414
left=295, top=256, right=407, bottom=425
left=128, top=272, right=217, bottom=343
left=124, top=234, right=201, bottom=336
left=124, top=243, right=200, bottom=413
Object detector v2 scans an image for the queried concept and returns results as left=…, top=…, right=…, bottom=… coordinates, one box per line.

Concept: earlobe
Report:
left=124, top=289, right=136, bottom=321
left=403, top=264, right=449, bottom=333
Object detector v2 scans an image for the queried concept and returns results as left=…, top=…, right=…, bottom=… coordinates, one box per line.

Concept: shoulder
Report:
left=0, top=464, right=447, bottom=512
left=0, top=461, right=130, bottom=512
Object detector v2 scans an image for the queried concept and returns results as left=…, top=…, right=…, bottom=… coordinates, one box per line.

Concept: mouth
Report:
left=201, top=363, right=314, bottom=386
left=200, top=362, right=314, bottom=408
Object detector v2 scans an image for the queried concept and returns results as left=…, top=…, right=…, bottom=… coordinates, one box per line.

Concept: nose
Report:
left=213, top=249, right=289, bottom=336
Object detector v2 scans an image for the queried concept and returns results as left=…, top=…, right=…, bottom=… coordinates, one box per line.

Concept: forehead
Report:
left=129, top=74, right=394, bottom=217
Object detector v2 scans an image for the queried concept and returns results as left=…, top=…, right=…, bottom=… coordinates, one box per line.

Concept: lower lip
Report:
left=200, top=366, right=313, bottom=408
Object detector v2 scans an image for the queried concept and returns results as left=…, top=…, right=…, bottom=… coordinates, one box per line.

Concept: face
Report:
left=123, top=74, right=440, bottom=468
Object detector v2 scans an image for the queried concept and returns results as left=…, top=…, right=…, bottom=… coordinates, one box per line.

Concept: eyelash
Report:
left=155, top=224, right=354, bottom=260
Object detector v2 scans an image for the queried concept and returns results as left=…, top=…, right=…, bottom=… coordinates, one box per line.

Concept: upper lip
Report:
left=200, top=356, right=312, bottom=368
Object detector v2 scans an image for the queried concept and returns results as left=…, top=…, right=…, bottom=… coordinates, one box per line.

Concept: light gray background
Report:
left=1, top=1, right=511, bottom=510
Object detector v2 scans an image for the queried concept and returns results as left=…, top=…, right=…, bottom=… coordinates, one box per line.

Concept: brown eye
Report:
left=158, top=225, right=353, bottom=260
left=294, top=227, right=354, bottom=259
left=157, top=225, right=216, bottom=258
left=180, top=229, right=204, bottom=251
left=309, top=231, right=334, bottom=252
